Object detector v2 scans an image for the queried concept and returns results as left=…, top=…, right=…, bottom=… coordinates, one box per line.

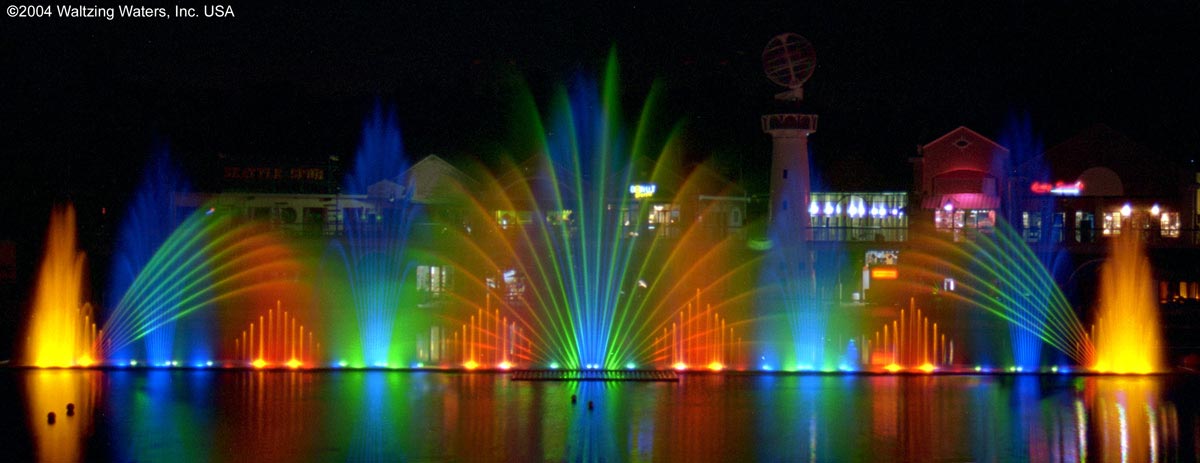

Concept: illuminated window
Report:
left=865, top=250, right=899, bottom=266
left=1102, top=212, right=1123, bottom=236
left=1161, top=212, right=1180, bottom=238
left=1021, top=211, right=1042, bottom=242
left=495, top=210, right=532, bottom=229
left=416, top=265, right=451, bottom=294
left=936, top=209, right=993, bottom=232
left=503, top=269, right=525, bottom=301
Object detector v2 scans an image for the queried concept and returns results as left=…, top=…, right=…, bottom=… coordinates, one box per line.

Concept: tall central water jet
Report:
left=1092, top=233, right=1163, bottom=373
left=336, top=103, right=416, bottom=366
left=436, top=49, right=755, bottom=370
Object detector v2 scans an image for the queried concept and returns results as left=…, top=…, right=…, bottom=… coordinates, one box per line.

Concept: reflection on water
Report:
left=10, top=371, right=1200, bottom=461
left=25, top=369, right=99, bottom=462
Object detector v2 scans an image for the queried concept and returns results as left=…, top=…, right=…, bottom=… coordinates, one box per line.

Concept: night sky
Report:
left=3, top=2, right=1199, bottom=253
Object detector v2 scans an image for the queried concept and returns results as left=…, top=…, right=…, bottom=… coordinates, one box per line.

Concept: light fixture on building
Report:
left=809, top=200, right=820, bottom=216
left=942, top=202, right=954, bottom=212
left=1121, top=203, right=1132, bottom=216
left=1151, top=204, right=1161, bottom=216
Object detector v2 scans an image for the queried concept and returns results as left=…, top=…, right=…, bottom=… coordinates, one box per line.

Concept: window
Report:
left=935, top=209, right=994, bottom=234
left=1021, top=211, right=1042, bottom=242
left=1052, top=213, right=1065, bottom=243
left=503, top=269, right=525, bottom=301
left=1102, top=212, right=1123, bottom=236
left=1161, top=212, right=1180, bottom=238
left=1075, top=211, right=1095, bottom=243
left=416, top=265, right=451, bottom=294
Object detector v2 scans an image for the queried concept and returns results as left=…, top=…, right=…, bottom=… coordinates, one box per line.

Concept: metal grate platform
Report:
left=510, top=370, right=679, bottom=382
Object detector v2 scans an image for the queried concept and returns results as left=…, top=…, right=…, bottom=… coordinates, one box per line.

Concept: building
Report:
left=911, top=126, right=1009, bottom=241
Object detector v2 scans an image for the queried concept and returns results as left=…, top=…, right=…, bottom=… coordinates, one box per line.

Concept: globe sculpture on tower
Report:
left=762, top=33, right=818, bottom=232
left=762, top=32, right=817, bottom=102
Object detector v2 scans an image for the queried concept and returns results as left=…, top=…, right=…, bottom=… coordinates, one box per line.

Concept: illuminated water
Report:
left=1093, top=234, right=1164, bottom=373
left=4, top=370, right=1196, bottom=461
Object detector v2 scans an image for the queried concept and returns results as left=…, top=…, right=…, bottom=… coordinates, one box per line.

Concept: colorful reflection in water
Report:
left=8, top=371, right=1199, bottom=461
left=23, top=369, right=100, bottom=461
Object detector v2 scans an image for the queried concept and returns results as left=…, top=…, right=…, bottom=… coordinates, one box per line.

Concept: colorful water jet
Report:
left=108, top=151, right=193, bottom=365
left=24, top=205, right=98, bottom=367
left=329, top=103, right=419, bottom=366
left=1091, top=234, right=1163, bottom=373
left=97, top=206, right=304, bottom=361
left=900, top=221, right=1095, bottom=368
left=235, top=301, right=321, bottom=368
left=862, top=303, right=954, bottom=372
left=428, top=50, right=756, bottom=370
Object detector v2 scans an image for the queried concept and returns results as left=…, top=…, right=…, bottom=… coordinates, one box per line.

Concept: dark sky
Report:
left=3, top=2, right=1199, bottom=242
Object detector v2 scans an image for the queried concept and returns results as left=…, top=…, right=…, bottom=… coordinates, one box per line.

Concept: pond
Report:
left=3, top=370, right=1197, bottom=461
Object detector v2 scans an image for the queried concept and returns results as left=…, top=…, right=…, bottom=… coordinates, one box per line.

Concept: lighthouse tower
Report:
left=761, top=33, right=818, bottom=239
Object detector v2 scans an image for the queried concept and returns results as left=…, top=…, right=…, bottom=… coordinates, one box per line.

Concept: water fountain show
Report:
left=5, top=6, right=1200, bottom=460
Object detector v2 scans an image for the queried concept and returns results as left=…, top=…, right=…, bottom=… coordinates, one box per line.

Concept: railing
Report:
left=808, top=226, right=907, bottom=243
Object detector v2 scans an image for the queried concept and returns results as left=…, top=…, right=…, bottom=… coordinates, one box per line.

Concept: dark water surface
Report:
left=2, top=370, right=1198, bottom=461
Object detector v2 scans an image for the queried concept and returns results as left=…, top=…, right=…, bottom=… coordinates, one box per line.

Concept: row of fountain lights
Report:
left=74, top=358, right=1075, bottom=374
left=808, top=200, right=904, bottom=218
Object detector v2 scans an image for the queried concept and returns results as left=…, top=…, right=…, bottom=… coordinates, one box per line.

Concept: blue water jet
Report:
left=107, top=148, right=196, bottom=365
left=336, top=102, right=417, bottom=366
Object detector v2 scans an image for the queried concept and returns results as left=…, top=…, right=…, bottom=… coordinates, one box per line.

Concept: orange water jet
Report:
left=1091, top=234, right=1163, bottom=373
left=24, top=205, right=99, bottom=367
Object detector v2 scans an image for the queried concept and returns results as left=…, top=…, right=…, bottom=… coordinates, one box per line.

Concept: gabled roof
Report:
left=398, top=154, right=481, bottom=204
left=922, top=126, right=1009, bottom=153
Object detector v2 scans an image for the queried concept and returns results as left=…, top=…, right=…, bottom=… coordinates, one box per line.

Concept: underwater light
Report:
left=205, top=361, right=213, bottom=367
left=974, top=365, right=982, bottom=372
left=415, top=362, right=425, bottom=368
left=252, top=359, right=266, bottom=369
left=76, top=356, right=94, bottom=367
left=498, top=361, right=513, bottom=370
left=336, top=360, right=347, bottom=368
left=761, top=364, right=773, bottom=371
left=707, top=362, right=724, bottom=371
left=170, top=360, right=179, bottom=367
left=130, top=359, right=138, bottom=366
left=884, top=363, right=902, bottom=373
left=464, top=360, right=479, bottom=370
left=1051, top=366, right=1059, bottom=373
left=625, top=362, right=636, bottom=370
left=918, top=363, right=936, bottom=373
left=286, top=359, right=302, bottom=369
left=673, top=362, right=688, bottom=371
left=549, top=362, right=560, bottom=369
left=373, top=362, right=388, bottom=368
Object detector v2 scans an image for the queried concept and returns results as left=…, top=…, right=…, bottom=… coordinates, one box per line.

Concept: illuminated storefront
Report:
left=807, top=192, right=908, bottom=242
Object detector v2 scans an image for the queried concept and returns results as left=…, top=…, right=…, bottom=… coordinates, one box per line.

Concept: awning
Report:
left=921, top=193, right=999, bottom=210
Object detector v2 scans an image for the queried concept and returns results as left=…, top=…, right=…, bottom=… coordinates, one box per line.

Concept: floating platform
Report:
left=510, top=369, right=679, bottom=382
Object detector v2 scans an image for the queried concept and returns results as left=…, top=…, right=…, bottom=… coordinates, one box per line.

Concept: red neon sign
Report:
left=1030, top=180, right=1083, bottom=195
